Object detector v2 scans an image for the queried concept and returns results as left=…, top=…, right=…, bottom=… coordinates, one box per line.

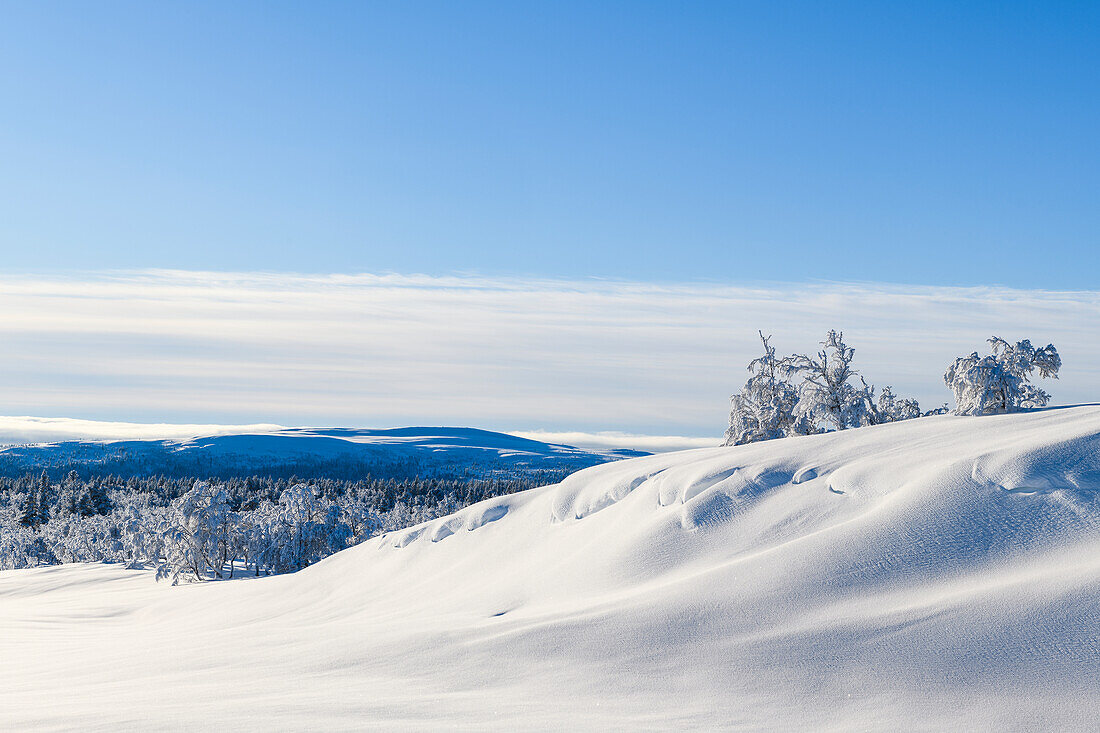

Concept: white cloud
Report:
left=0, top=415, right=283, bottom=446
left=0, top=415, right=712, bottom=454
left=0, top=270, right=1096, bottom=436
left=510, top=430, right=717, bottom=453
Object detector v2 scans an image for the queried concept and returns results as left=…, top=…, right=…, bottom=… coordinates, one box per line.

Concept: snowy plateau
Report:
left=0, top=425, right=644, bottom=480
left=3, top=406, right=1100, bottom=730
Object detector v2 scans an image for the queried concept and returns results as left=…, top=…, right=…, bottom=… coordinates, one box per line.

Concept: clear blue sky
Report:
left=1, top=1, right=1097, bottom=288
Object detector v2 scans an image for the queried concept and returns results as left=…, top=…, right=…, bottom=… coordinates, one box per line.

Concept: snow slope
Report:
left=4, top=406, right=1100, bottom=730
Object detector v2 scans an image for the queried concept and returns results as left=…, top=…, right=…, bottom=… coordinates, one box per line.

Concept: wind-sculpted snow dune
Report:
left=4, top=407, right=1100, bottom=730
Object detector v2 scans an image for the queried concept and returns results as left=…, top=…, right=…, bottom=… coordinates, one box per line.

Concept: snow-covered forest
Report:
left=0, top=427, right=635, bottom=576
left=0, top=470, right=548, bottom=577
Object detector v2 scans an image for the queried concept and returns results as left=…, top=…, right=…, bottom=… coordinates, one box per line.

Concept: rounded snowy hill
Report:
left=0, top=424, right=643, bottom=479
left=5, top=406, right=1100, bottom=730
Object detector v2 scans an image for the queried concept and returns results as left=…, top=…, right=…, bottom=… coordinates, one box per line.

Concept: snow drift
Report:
left=4, top=407, right=1100, bottom=730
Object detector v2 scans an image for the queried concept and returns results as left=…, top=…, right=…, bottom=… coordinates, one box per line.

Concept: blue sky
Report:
left=1, top=1, right=1097, bottom=287
left=0, top=4, right=1097, bottom=439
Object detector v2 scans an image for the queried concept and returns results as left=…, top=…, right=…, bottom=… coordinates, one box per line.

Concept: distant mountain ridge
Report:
left=0, top=426, right=648, bottom=480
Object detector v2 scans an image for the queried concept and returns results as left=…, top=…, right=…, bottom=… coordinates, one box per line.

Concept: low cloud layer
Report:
left=0, top=270, right=1096, bottom=439
left=0, top=416, right=284, bottom=446
left=0, top=415, right=709, bottom=454
left=510, top=430, right=718, bottom=454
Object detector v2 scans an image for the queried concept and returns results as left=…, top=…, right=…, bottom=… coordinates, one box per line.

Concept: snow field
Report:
left=3, top=406, right=1100, bottom=730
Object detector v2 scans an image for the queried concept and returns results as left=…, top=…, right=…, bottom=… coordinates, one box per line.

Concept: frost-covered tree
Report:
left=792, top=330, right=877, bottom=431
left=341, top=499, right=382, bottom=541
left=18, top=473, right=52, bottom=529
left=944, top=337, right=1061, bottom=416
left=20, top=535, right=56, bottom=567
left=58, top=470, right=80, bottom=516
left=724, top=332, right=811, bottom=446
left=264, top=484, right=352, bottom=574
left=156, top=481, right=235, bottom=584
left=42, top=513, right=122, bottom=565
left=18, top=491, right=39, bottom=528
left=76, top=476, right=112, bottom=517
left=229, top=504, right=269, bottom=577
left=118, top=501, right=162, bottom=569
left=36, top=483, right=51, bottom=527
left=0, top=523, right=40, bottom=570
left=871, top=384, right=922, bottom=424
left=725, top=329, right=924, bottom=443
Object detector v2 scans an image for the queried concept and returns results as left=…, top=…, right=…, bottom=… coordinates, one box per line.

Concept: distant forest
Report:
left=0, top=444, right=588, bottom=482
left=0, top=469, right=560, bottom=577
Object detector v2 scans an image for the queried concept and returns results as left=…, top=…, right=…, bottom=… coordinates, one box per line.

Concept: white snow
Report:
left=3, top=406, right=1100, bottom=730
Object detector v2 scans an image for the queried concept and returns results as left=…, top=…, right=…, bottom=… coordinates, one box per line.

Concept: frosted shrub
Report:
left=156, top=481, right=235, bottom=585
left=0, top=522, right=47, bottom=569
left=268, top=484, right=352, bottom=573
left=41, top=513, right=123, bottom=564
left=873, top=385, right=922, bottom=423
left=725, top=329, right=924, bottom=444
left=724, top=332, right=811, bottom=446
left=792, top=330, right=876, bottom=431
left=944, top=337, right=1061, bottom=416
left=119, top=503, right=164, bottom=569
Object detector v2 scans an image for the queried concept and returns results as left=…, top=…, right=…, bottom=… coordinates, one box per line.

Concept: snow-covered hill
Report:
left=4, top=406, right=1100, bottom=730
left=0, top=425, right=644, bottom=479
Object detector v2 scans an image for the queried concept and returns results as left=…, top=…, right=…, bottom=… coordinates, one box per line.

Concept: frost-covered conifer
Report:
left=18, top=492, right=39, bottom=528
left=36, top=486, right=50, bottom=527
left=76, top=476, right=112, bottom=517
left=944, top=337, right=1060, bottom=416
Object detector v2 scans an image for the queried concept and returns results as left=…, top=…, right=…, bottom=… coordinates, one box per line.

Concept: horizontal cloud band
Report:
left=0, top=270, right=1096, bottom=440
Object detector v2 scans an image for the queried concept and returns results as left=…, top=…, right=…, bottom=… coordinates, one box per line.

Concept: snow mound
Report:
left=4, top=406, right=1100, bottom=730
